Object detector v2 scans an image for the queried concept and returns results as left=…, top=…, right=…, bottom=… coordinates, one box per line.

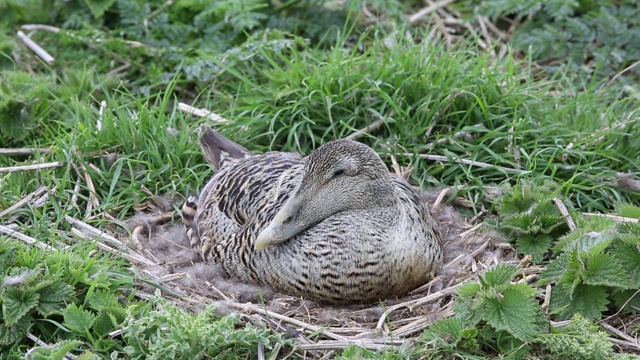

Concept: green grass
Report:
left=2, top=0, right=640, bottom=358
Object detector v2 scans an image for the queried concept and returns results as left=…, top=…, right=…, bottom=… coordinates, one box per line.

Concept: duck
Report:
left=182, top=126, right=443, bottom=304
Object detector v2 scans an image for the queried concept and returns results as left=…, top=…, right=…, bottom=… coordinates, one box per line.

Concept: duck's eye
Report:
left=332, top=169, right=345, bottom=177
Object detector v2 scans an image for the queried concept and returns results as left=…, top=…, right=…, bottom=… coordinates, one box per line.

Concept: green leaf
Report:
left=583, top=253, right=633, bottom=289
left=63, top=304, right=96, bottom=333
left=535, top=314, right=613, bottom=359
left=35, top=281, right=75, bottom=316
left=550, top=283, right=609, bottom=320
left=93, top=309, right=115, bottom=337
left=481, top=265, right=518, bottom=287
left=86, top=289, right=120, bottom=311
left=484, top=287, right=537, bottom=341
left=611, top=241, right=640, bottom=285
left=516, top=234, right=553, bottom=263
left=2, top=287, right=40, bottom=325
left=457, top=283, right=481, bottom=296
left=572, top=229, right=616, bottom=255
left=0, top=315, right=33, bottom=346
left=83, top=0, right=116, bottom=18
left=539, top=251, right=573, bottom=285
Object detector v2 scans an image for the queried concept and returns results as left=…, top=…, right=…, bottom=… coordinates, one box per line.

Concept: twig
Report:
left=0, top=225, right=62, bottom=251
left=346, top=117, right=386, bottom=140
left=552, top=197, right=576, bottom=231
left=605, top=59, right=640, bottom=89
left=582, top=213, right=639, bottom=223
left=26, top=333, right=75, bottom=360
left=16, top=30, right=54, bottom=64
left=228, top=302, right=347, bottom=341
left=267, top=343, right=282, bottom=360
left=144, top=0, right=173, bottom=24
left=376, top=282, right=464, bottom=332
left=295, top=339, right=405, bottom=351
left=600, top=323, right=638, bottom=344
left=66, top=180, right=82, bottom=211
left=458, top=222, right=484, bottom=240
left=97, top=100, right=107, bottom=131
left=430, top=188, right=449, bottom=210
left=391, top=308, right=454, bottom=337
left=258, top=342, right=265, bottom=360
left=405, top=153, right=529, bottom=174
left=21, top=24, right=147, bottom=48
left=609, top=338, right=640, bottom=351
left=177, top=102, right=230, bottom=123
left=70, top=228, right=156, bottom=266
left=600, top=288, right=640, bottom=322
left=0, top=161, right=62, bottom=173
left=65, top=215, right=124, bottom=249
left=409, top=0, right=456, bottom=24
left=0, top=186, right=48, bottom=219
left=0, top=148, right=52, bottom=156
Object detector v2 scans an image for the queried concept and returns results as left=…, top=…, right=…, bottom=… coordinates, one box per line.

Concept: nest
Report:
left=107, top=187, right=522, bottom=355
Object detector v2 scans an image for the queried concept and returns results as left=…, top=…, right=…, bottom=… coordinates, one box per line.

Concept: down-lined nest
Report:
left=106, top=186, right=521, bottom=354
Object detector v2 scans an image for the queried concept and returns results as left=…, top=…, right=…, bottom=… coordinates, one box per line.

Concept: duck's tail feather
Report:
left=181, top=195, right=201, bottom=251
left=200, top=126, right=253, bottom=171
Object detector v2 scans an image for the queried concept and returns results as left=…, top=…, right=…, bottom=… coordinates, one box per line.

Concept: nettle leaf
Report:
left=583, top=253, right=633, bottom=289
left=484, top=287, right=537, bottom=341
left=539, top=251, right=573, bottom=285
left=571, top=229, right=616, bottom=255
left=550, top=283, right=609, bottom=320
left=35, top=281, right=75, bottom=316
left=0, top=315, right=33, bottom=346
left=2, top=287, right=40, bottom=325
left=535, top=314, right=613, bottom=359
left=63, top=304, right=96, bottom=333
left=611, top=240, right=640, bottom=285
left=457, top=283, right=481, bottom=296
left=93, top=309, right=116, bottom=337
left=481, top=265, right=518, bottom=288
left=516, top=234, right=552, bottom=263
left=83, top=0, right=116, bottom=18
left=86, top=289, right=120, bottom=311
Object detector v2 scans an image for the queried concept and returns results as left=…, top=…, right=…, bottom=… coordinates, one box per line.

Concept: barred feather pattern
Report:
left=182, top=128, right=443, bottom=304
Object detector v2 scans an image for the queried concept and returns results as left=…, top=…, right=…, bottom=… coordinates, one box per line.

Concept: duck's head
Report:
left=255, top=139, right=394, bottom=250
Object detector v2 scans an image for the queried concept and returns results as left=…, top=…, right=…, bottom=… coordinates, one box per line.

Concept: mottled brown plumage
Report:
left=182, top=127, right=443, bottom=304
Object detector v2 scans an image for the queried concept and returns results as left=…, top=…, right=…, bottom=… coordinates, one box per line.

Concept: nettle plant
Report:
left=494, top=179, right=571, bottom=263
left=451, top=265, right=546, bottom=354
left=0, top=239, right=133, bottom=353
left=540, top=214, right=640, bottom=320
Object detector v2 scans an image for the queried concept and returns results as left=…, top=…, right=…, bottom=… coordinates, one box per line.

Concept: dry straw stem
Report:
left=552, top=197, right=577, bottom=231
left=376, top=283, right=464, bottom=333
left=0, top=225, right=63, bottom=251
left=227, top=302, right=348, bottom=341
left=0, top=161, right=62, bottom=173
left=70, top=227, right=156, bottom=266
left=409, top=0, right=456, bottom=24
left=0, top=185, right=48, bottom=219
left=0, top=148, right=52, bottom=156
left=582, top=213, right=639, bottom=223
left=402, top=153, right=529, bottom=174
left=16, top=30, right=54, bottom=64
left=26, top=333, right=75, bottom=360
left=177, top=102, right=231, bottom=123
left=21, top=24, right=147, bottom=48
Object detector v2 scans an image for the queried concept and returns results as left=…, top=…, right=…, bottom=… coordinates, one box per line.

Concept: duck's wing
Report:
left=199, top=126, right=253, bottom=171
left=183, top=127, right=304, bottom=260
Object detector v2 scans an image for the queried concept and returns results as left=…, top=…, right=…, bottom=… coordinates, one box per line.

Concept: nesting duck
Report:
left=182, top=127, right=443, bottom=304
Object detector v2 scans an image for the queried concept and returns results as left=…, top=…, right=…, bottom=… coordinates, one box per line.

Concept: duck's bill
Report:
left=255, top=198, right=303, bottom=250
